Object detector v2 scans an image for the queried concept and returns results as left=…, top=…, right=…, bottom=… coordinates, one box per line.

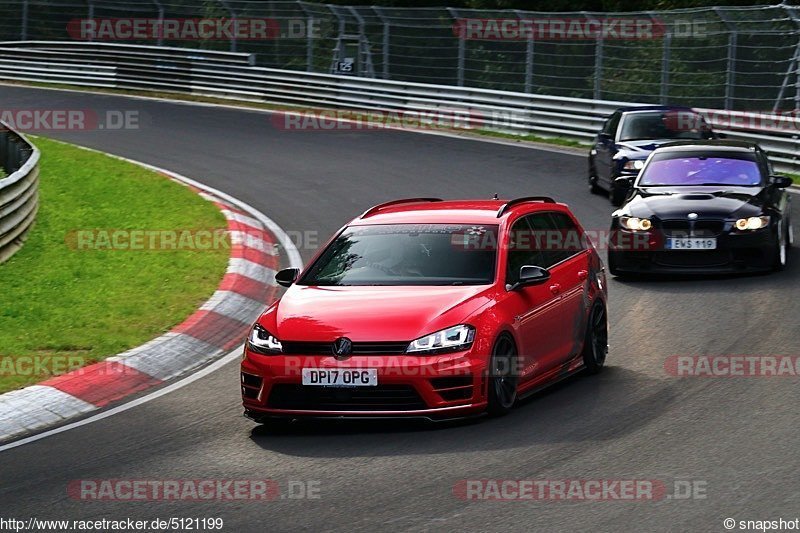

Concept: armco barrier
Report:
left=0, top=121, right=39, bottom=264
left=0, top=42, right=797, bottom=173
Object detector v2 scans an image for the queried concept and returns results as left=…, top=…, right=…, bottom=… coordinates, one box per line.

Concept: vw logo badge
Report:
left=687, top=213, right=699, bottom=220
left=332, top=337, right=353, bottom=359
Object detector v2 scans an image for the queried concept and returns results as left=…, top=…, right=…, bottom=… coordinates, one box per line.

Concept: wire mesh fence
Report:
left=0, top=0, right=799, bottom=111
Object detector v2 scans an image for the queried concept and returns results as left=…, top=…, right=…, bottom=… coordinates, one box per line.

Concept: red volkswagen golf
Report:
left=241, top=197, right=608, bottom=423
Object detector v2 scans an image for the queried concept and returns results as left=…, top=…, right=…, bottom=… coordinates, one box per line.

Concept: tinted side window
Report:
left=526, top=213, right=561, bottom=268
left=604, top=112, right=621, bottom=136
left=506, top=216, right=545, bottom=284
left=547, top=212, right=586, bottom=265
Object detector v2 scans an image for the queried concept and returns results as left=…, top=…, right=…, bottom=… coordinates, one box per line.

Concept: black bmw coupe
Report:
left=608, top=140, right=793, bottom=275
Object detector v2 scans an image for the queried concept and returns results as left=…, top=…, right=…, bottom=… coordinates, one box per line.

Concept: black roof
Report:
left=615, top=105, right=694, bottom=113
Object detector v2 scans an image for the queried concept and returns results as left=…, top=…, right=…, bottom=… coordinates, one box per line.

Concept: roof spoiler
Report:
left=360, top=198, right=442, bottom=219
left=496, top=196, right=556, bottom=217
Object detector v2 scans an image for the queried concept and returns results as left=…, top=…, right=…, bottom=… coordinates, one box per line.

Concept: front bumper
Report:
left=608, top=226, right=775, bottom=274
left=241, top=348, right=489, bottom=420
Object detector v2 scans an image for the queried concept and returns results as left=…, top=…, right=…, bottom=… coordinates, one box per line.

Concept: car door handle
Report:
left=549, top=284, right=561, bottom=295
left=578, top=270, right=588, bottom=281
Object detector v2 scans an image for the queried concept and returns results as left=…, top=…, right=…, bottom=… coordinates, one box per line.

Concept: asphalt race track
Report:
left=2, top=84, right=800, bottom=532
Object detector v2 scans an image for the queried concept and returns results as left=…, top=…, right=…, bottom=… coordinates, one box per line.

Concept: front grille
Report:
left=430, top=376, right=474, bottom=402
left=654, top=250, right=731, bottom=268
left=661, top=219, right=725, bottom=237
left=268, top=384, right=427, bottom=411
left=280, top=341, right=410, bottom=355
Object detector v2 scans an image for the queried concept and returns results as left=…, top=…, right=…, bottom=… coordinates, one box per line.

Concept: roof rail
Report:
left=496, top=196, right=556, bottom=218
left=360, top=198, right=443, bottom=219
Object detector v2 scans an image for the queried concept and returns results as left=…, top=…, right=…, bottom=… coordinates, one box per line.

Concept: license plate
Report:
left=666, top=237, right=717, bottom=250
left=301, top=368, right=378, bottom=387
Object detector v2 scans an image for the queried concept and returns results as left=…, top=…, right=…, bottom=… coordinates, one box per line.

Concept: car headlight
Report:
left=248, top=323, right=283, bottom=354
left=406, top=325, right=475, bottom=355
left=619, top=216, right=652, bottom=231
left=622, top=160, right=645, bottom=171
left=735, top=216, right=770, bottom=231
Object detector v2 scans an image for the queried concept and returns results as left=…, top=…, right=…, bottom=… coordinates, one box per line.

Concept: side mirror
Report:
left=507, top=265, right=551, bottom=291
left=771, top=175, right=793, bottom=189
left=275, top=267, right=300, bottom=287
left=714, top=131, right=727, bottom=139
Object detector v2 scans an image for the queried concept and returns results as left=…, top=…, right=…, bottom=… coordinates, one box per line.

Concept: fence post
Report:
left=515, top=10, right=533, bottom=93
left=593, top=31, right=604, bottom=99
left=791, top=10, right=800, bottom=110
left=87, top=1, right=95, bottom=42
left=20, top=0, right=28, bottom=40
left=447, top=7, right=464, bottom=87
left=373, top=6, right=391, bottom=80
left=152, top=0, right=165, bottom=47
left=297, top=2, right=314, bottom=72
left=715, top=8, right=736, bottom=110
left=219, top=0, right=237, bottom=52
left=661, top=31, right=672, bottom=104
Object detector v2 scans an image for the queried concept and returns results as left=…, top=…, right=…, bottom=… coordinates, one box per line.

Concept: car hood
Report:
left=622, top=186, right=765, bottom=219
left=615, top=139, right=681, bottom=156
left=262, top=285, right=493, bottom=342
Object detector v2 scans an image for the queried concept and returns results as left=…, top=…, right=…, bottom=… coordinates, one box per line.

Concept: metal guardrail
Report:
left=0, top=121, right=39, bottom=264
left=0, top=42, right=797, bottom=173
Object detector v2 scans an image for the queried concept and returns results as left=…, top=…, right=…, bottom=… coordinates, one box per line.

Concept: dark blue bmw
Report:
left=588, top=106, right=719, bottom=205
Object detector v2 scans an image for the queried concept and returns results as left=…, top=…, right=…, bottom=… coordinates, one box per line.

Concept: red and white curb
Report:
left=0, top=157, right=297, bottom=444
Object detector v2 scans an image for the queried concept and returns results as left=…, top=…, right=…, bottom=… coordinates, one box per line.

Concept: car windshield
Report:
left=300, top=224, right=498, bottom=286
left=619, top=111, right=711, bottom=141
left=638, top=154, right=763, bottom=187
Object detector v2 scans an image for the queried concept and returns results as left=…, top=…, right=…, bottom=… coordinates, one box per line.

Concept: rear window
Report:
left=619, top=111, right=712, bottom=141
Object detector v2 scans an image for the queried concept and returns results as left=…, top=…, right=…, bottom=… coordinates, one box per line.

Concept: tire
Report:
left=588, top=158, right=603, bottom=195
left=607, top=251, right=624, bottom=278
left=773, top=219, right=788, bottom=271
left=582, top=302, right=608, bottom=374
left=487, top=335, right=519, bottom=417
left=608, top=179, right=626, bottom=206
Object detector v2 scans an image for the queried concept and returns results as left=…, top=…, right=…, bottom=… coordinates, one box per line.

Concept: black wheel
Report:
left=487, top=335, right=518, bottom=417
left=607, top=252, right=625, bottom=278
left=588, top=158, right=603, bottom=194
left=773, top=219, right=788, bottom=271
left=582, top=303, right=608, bottom=374
left=608, top=179, right=626, bottom=206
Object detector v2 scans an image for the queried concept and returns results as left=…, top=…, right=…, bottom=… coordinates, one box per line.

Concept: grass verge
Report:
left=0, top=136, right=229, bottom=393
